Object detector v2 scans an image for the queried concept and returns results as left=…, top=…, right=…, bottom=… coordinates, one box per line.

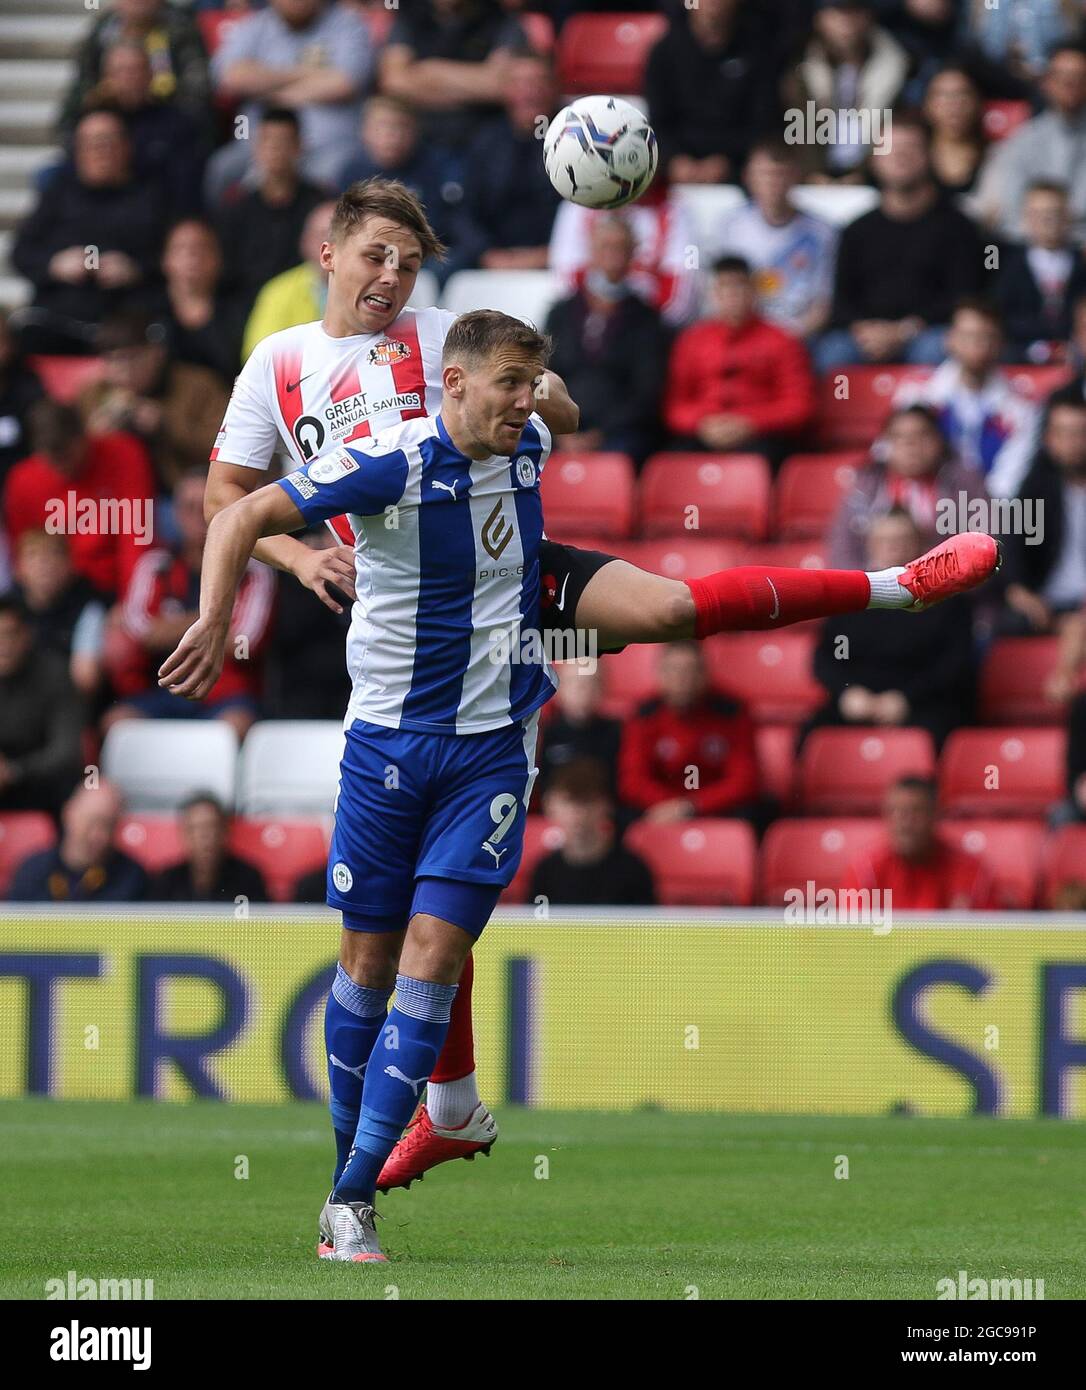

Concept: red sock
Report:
left=430, top=950, right=475, bottom=1083
left=686, top=566, right=871, bottom=638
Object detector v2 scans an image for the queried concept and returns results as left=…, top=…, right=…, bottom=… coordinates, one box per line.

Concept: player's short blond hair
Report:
left=442, top=310, right=552, bottom=369
left=329, top=178, right=446, bottom=262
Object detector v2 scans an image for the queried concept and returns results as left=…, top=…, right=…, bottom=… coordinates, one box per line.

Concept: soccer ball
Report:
left=543, top=95, right=657, bottom=210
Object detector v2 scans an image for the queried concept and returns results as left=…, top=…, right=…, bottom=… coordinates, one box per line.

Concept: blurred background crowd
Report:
left=1, top=0, right=1086, bottom=910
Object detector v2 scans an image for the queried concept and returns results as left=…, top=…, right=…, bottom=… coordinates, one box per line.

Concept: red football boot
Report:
left=376, top=1103, right=498, bottom=1192
left=898, top=533, right=1002, bottom=611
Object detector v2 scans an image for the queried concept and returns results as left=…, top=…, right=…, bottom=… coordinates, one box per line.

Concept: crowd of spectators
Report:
left=3, top=0, right=1086, bottom=908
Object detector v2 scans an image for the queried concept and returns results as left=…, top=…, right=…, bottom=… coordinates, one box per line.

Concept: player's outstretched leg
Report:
left=377, top=950, right=498, bottom=1193
left=574, top=532, right=1002, bottom=648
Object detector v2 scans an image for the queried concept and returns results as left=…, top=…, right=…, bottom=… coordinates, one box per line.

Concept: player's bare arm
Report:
left=160, top=483, right=305, bottom=700
left=533, top=368, right=580, bottom=435
left=205, top=460, right=356, bottom=615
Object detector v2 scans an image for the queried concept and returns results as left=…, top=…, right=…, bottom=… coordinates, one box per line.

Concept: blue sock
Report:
left=332, top=974, right=458, bottom=1205
left=325, top=964, right=392, bottom=1188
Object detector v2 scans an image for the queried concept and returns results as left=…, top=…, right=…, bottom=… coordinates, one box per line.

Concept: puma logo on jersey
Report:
left=329, top=1054, right=366, bottom=1081
left=431, top=478, right=460, bottom=502
left=384, top=1066, right=428, bottom=1096
left=482, top=842, right=508, bottom=866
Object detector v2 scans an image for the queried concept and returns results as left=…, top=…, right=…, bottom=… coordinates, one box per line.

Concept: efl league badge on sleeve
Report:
left=309, top=451, right=361, bottom=485
left=515, top=455, right=536, bottom=487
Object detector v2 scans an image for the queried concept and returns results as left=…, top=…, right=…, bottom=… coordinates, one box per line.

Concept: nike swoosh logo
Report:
left=767, top=577, right=780, bottom=620
left=286, top=372, right=318, bottom=393
left=555, top=570, right=571, bottom=614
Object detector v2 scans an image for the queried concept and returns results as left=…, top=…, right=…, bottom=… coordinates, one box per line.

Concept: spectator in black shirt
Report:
left=379, top=0, right=527, bottom=160
left=0, top=312, right=43, bottom=487
left=815, top=111, right=988, bottom=372
left=12, top=530, right=106, bottom=701
left=154, top=219, right=246, bottom=385
left=7, top=780, right=147, bottom=902
left=264, top=529, right=351, bottom=721
left=0, top=596, right=84, bottom=817
left=544, top=215, right=667, bottom=465
left=644, top=0, right=782, bottom=185
left=530, top=758, right=656, bottom=907
left=536, top=662, right=623, bottom=805
left=11, top=109, right=166, bottom=354
left=996, top=181, right=1086, bottom=364
left=151, top=794, right=269, bottom=904
left=214, top=109, right=326, bottom=312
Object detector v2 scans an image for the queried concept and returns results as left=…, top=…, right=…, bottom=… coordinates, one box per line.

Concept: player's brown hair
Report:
left=442, top=309, right=552, bottom=369
left=329, top=177, right=446, bottom=262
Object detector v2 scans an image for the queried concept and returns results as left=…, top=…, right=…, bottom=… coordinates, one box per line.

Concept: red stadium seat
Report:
left=755, top=724, right=796, bottom=806
left=982, top=100, right=1031, bottom=142
left=797, top=727, right=936, bottom=815
left=704, top=630, right=823, bottom=723
left=115, top=815, right=185, bottom=875
left=815, top=365, right=930, bottom=447
left=540, top=452, right=636, bottom=538
left=623, top=818, right=756, bottom=905
left=556, top=12, right=667, bottom=95
left=0, top=812, right=56, bottom=896
left=361, top=5, right=396, bottom=45
left=597, top=643, right=662, bottom=718
left=774, top=452, right=866, bottom=539
left=759, top=817, right=884, bottom=904
left=27, top=354, right=105, bottom=403
left=1004, top=365, right=1074, bottom=401
left=197, top=9, right=248, bottom=55
left=621, top=537, right=750, bottom=581
left=521, top=11, right=555, bottom=54
left=744, top=540, right=829, bottom=570
left=639, top=453, right=771, bottom=540
left=501, top=816, right=565, bottom=904
left=979, top=637, right=1065, bottom=725
left=1042, top=825, right=1086, bottom=907
left=940, top=819, right=1045, bottom=909
left=938, top=728, right=1066, bottom=817
left=228, top=818, right=329, bottom=903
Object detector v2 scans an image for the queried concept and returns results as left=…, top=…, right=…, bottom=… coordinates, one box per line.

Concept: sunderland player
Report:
left=167, top=309, right=999, bottom=1261
left=205, top=178, right=1003, bottom=1206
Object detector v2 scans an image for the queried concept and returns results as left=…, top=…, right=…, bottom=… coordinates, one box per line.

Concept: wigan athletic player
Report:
left=204, top=179, right=1002, bottom=1230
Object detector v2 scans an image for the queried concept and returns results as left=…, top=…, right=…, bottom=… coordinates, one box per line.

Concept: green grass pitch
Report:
left=2, top=1100, right=1083, bottom=1300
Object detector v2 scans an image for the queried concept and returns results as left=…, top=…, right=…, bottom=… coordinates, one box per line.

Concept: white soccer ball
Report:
left=543, top=95, right=658, bottom=210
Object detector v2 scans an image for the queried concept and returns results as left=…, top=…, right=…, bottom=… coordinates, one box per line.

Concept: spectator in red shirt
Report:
left=663, top=255, right=816, bottom=470
left=618, top=640, right=762, bottom=826
left=105, top=468, right=274, bottom=738
left=3, top=398, right=155, bottom=600
left=846, top=776, right=998, bottom=909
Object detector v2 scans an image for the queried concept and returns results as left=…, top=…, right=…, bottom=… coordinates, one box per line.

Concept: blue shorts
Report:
left=326, top=712, right=540, bottom=938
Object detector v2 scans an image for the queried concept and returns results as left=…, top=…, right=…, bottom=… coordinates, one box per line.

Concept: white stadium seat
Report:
left=441, top=269, right=561, bottom=328
left=236, top=721, right=345, bottom=816
left=790, top=184, right=879, bottom=228
left=671, top=183, right=747, bottom=257
left=408, top=267, right=440, bottom=310
left=101, top=720, right=239, bottom=812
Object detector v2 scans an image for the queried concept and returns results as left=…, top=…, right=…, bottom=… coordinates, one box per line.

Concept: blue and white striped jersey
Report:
left=277, top=410, right=558, bottom=735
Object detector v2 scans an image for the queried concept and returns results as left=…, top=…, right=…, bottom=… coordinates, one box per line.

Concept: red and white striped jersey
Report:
left=212, top=306, right=458, bottom=474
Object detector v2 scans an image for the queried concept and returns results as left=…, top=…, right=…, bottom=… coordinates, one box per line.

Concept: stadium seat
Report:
left=938, top=728, right=1066, bottom=818
left=704, top=630, right=823, bottom=723
left=789, top=184, right=880, bottom=228
left=755, top=724, right=796, bottom=806
left=0, top=812, right=56, bottom=895
left=196, top=9, right=248, bottom=56
left=982, top=99, right=1031, bottom=142
left=622, top=537, right=750, bottom=581
left=759, top=817, right=884, bottom=904
left=360, top=4, right=395, bottom=45
left=671, top=184, right=747, bottom=255
left=639, top=453, right=771, bottom=540
left=26, top=354, right=105, bottom=403
left=623, top=818, right=756, bottom=906
left=236, top=721, right=344, bottom=816
left=540, top=452, right=636, bottom=538
left=555, top=12, right=668, bottom=94
left=101, top=720, right=239, bottom=812
left=227, top=817, right=330, bottom=903
left=501, top=816, right=565, bottom=904
left=979, top=637, right=1065, bottom=725
left=441, top=269, right=559, bottom=328
left=774, top=452, right=866, bottom=539
left=521, top=11, right=555, bottom=54
left=408, top=268, right=440, bottom=310
left=597, top=643, right=662, bottom=718
left=1004, top=365, right=1074, bottom=401
left=797, top=727, right=937, bottom=815
left=1041, top=825, right=1086, bottom=907
left=744, top=539, right=829, bottom=570
left=815, top=365, right=930, bottom=448
left=940, top=819, right=1045, bottom=910
left=115, top=815, right=185, bottom=875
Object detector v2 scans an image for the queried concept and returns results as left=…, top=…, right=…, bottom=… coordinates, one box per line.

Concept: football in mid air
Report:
left=543, top=95, right=658, bottom=210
